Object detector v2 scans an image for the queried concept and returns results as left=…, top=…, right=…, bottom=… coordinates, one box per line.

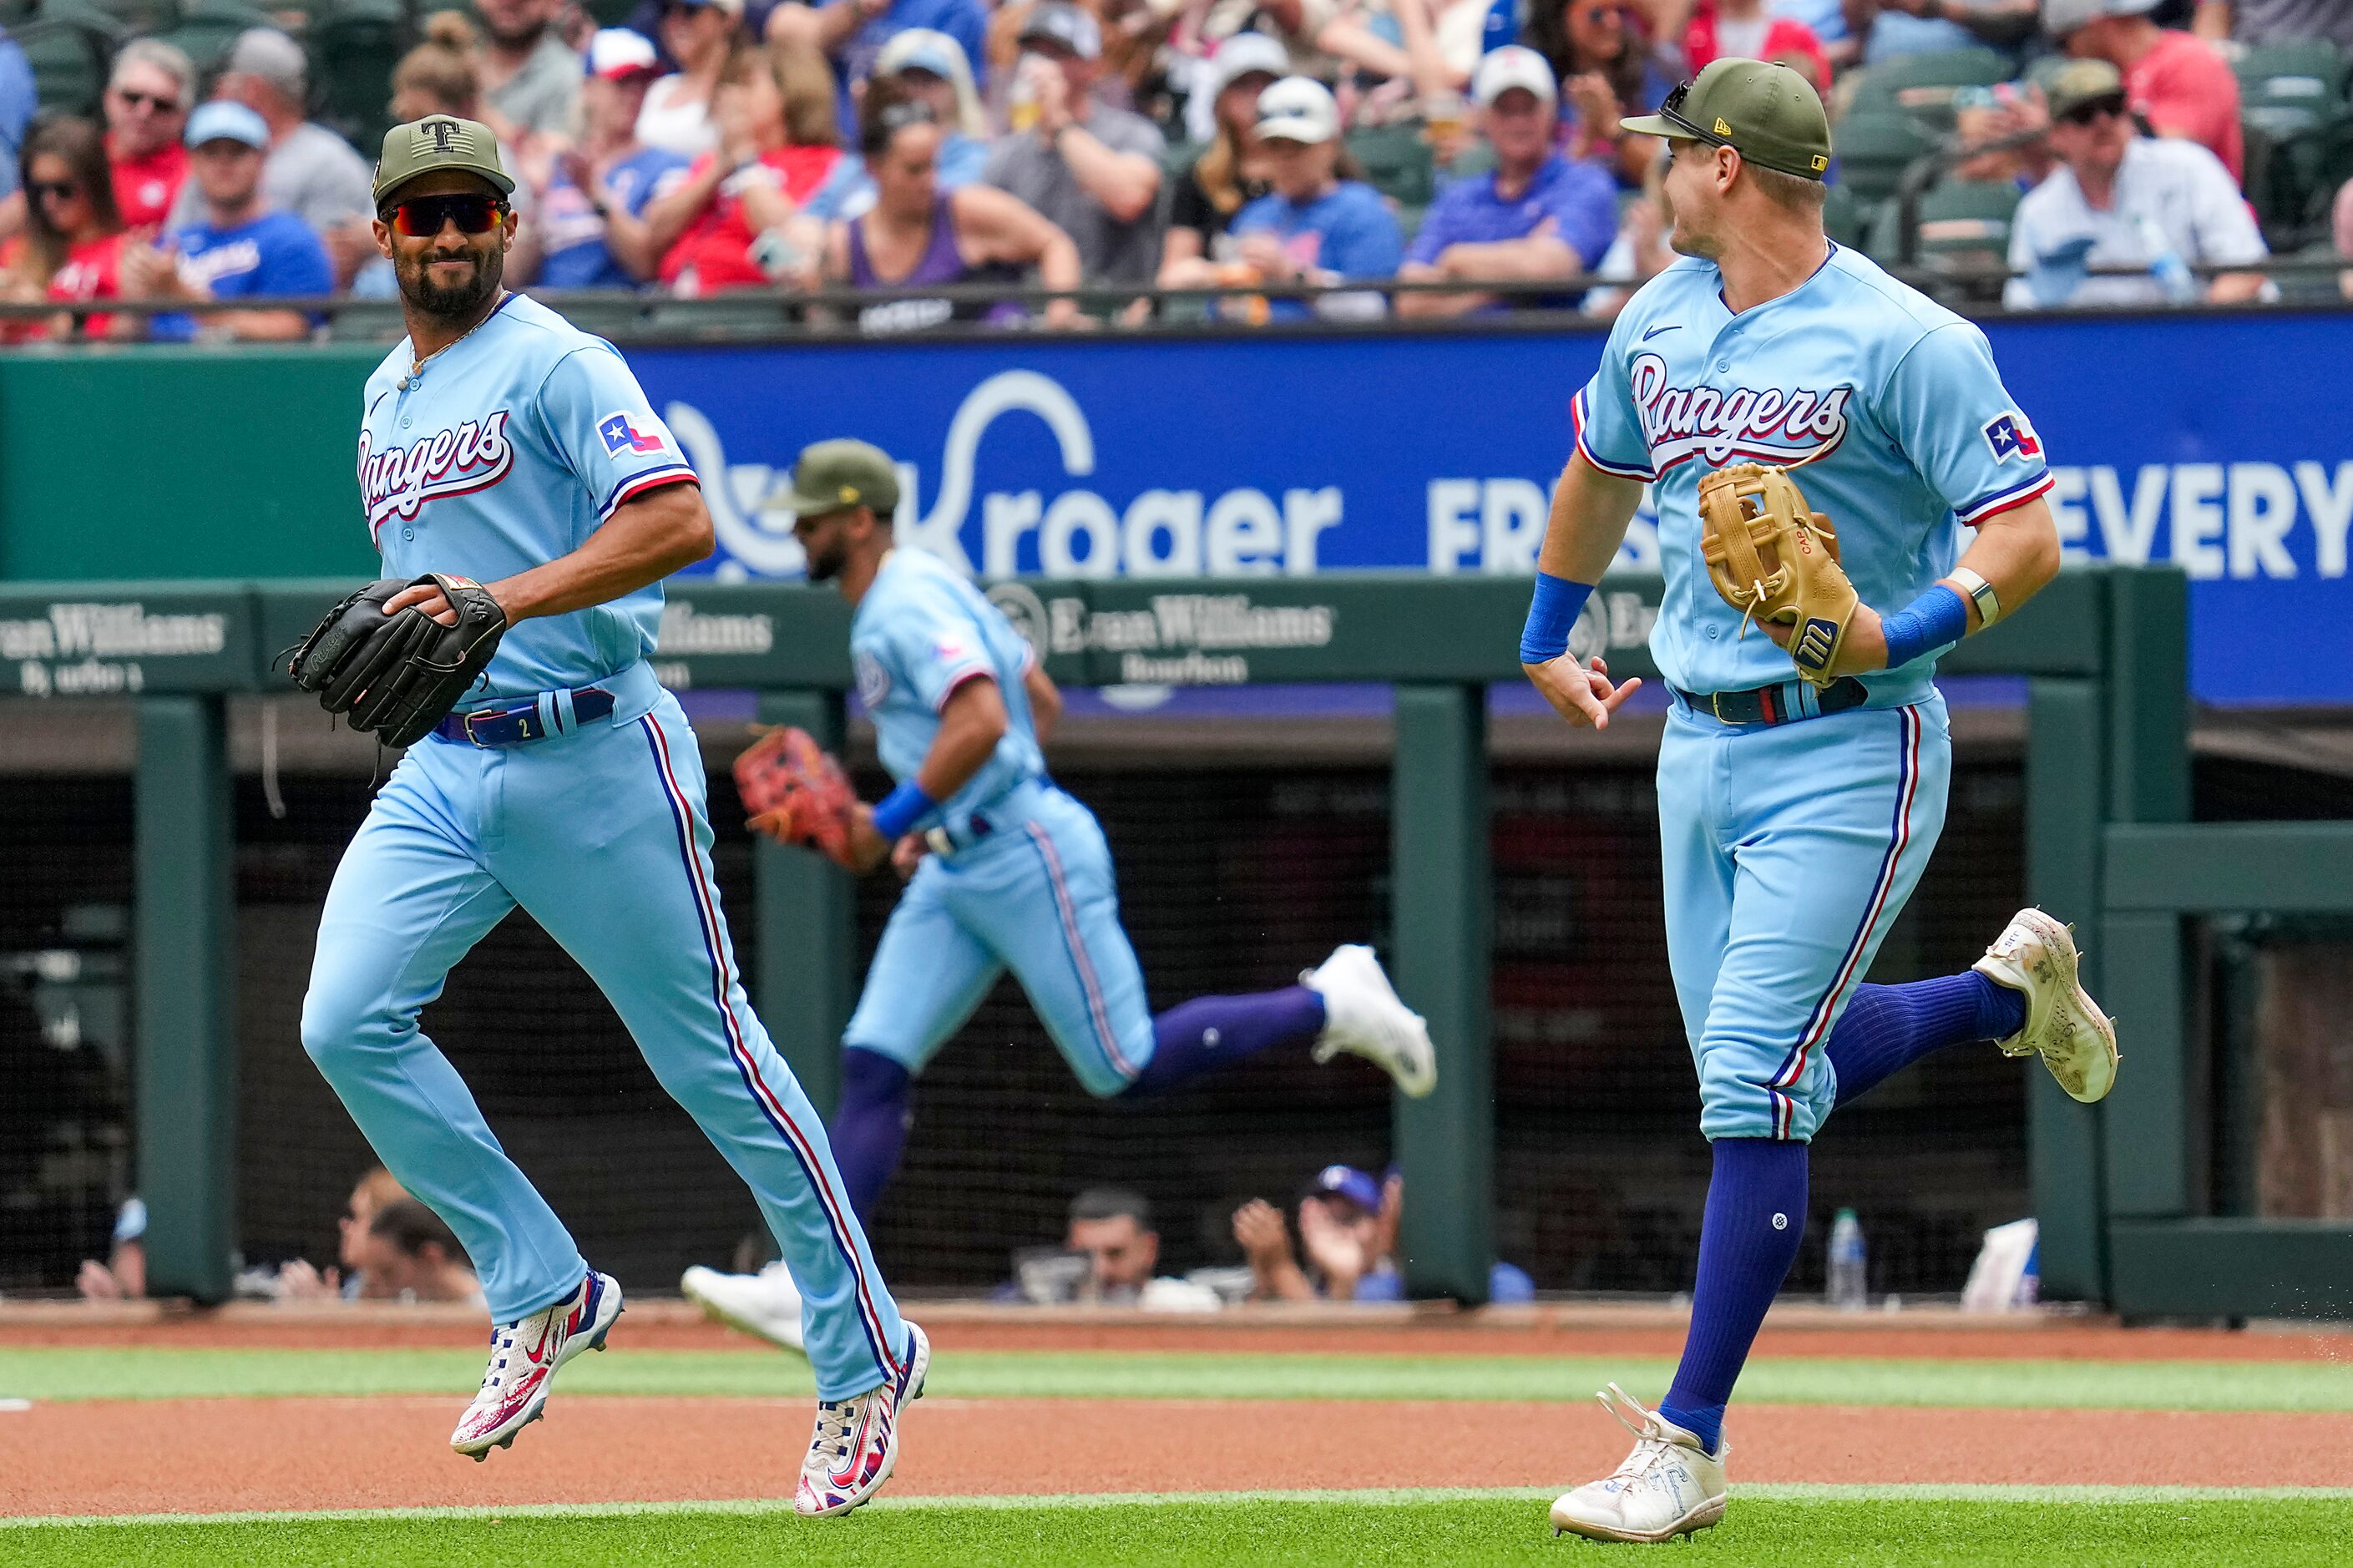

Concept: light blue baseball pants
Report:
left=1656, top=692, right=1952, bottom=1143
left=843, top=781, right=1153, bottom=1096
left=301, top=677, right=908, bottom=1399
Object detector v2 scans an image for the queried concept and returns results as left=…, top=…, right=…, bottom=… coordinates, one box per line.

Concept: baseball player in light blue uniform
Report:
left=764, top=441, right=1436, bottom=1226
left=1516, top=64, right=2118, bottom=1544
left=296, top=117, right=920, bottom=1518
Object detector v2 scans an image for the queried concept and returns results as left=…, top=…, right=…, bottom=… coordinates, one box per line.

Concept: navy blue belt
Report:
left=1673, top=676, right=1868, bottom=726
left=432, top=685, right=616, bottom=747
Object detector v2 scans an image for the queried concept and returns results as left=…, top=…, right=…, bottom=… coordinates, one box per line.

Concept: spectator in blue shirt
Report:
left=766, top=0, right=990, bottom=124
left=538, top=29, right=695, bottom=289
left=1398, top=45, right=1616, bottom=318
left=0, top=28, right=36, bottom=205
left=119, top=101, right=329, bottom=341
left=1227, top=77, right=1404, bottom=321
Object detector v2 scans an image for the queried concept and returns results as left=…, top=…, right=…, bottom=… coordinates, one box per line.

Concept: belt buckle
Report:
left=1710, top=691, right=1730, bottom=724
left=460, top=709, right=497, bottom=747
left=923, top=826, right=955, bottom=857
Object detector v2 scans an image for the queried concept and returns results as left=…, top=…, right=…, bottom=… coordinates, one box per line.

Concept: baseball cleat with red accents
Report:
left=450, top=1269, right=622, bottom=1459
left=795, top=1321, right=929, bottom=1517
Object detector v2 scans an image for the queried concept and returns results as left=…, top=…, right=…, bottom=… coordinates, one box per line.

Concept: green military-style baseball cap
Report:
left=372, top=114, right=516, bottom=207
left=783, top=439, right=901, bottom=518
left=1622, top=58, right=1833, bottom=181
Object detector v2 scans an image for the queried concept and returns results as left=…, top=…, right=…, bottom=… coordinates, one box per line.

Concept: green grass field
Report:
left=8, top=1344, right=2350, bottom=1565
left=5, top=1344, right=2351, bottom=1410
left=11, top=1490, right=2353, bottom=1567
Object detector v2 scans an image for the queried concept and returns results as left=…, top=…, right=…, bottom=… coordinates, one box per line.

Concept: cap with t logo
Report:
left=1622, top=58, right=1833, bottom=181
left=372, top=114, right=516, bottom=207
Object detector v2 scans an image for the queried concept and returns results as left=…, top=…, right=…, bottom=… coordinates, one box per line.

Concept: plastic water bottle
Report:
left=2133, top=214, right=2199, bottom=304
left=1827, top=1208, right=1867, bottom=1311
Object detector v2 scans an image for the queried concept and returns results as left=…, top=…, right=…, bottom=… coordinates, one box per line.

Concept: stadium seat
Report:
left=1865, top=179, right=2017, bottom=299
left=2233, top=41, right=2353, bottom=250
left=1831, top=111, right=1937, bottom=206
left=154, top=0, right=281, bottom=76
left=310, top=0, right=409, bottom=154
left=14, top=16, right=117, bottom=116
left=78, top=0, right=180, bottom=37
left=581, top=0, right=639, bottom=25
left=1345, top=124, right=1435, bottom=210
left=1837, top=47, right=2010, bottom=133
left=1821, top=180, right=1871, bottom=250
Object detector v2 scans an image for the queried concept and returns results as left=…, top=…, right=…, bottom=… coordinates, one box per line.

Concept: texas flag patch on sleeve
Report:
left=599, top=411, right=667, bottom=457
left=1981, top=411, right=2042, bottom=463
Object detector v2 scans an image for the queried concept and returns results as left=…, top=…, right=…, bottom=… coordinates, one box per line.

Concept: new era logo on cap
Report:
left=599, top=412, right=665, bottom=456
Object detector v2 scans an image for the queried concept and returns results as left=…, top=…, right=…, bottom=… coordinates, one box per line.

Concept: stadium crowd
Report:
left=0, top=0, right=2344, bottom=336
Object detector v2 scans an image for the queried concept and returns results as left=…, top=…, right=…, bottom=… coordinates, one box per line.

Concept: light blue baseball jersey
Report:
left=1574, top=244, right=2052, bottom=706
left=357, top=292, right=698, bottom=706
left=852, top=549, right=1043, bottom=834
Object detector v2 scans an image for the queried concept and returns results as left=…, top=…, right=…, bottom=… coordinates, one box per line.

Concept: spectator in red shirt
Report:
left=650, top=40, right=846, bottom=295
left=104, top=40, right=195, bottom=230
left=1, top=116, right=129, bottom=341
left=2045, top=0, right=2243, bottom=185
left=1683, top=1, right=1829, bottom=93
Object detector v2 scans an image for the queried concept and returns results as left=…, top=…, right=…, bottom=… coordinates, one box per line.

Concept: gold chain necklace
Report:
left=400, top=290, right=507, bottom=388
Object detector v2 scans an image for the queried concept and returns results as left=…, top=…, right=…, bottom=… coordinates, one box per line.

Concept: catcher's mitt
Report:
left=288, top=573, right=509, bottom=746
left=1696, top=463, right=1858, bottom=688
left=735, top=726, right=856, bottom=866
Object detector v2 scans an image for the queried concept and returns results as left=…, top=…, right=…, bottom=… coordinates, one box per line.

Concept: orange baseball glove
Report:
left=734, top=726, right=856, bottom=867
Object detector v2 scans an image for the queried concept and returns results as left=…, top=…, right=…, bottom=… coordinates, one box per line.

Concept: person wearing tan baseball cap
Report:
left=369, top=115, right=519, bottom=355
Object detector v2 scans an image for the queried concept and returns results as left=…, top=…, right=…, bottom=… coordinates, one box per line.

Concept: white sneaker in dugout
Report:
left=1972, top=906, right=2120, bottom=1104
left=1301, top=943, right=1437, bottom=1098
left=797, top=1322, right=930, bottom=1518
left=681, top=1261, right=807, bottom=1354
left=1549, top=1383, right=1728, bottom=1545
left=450, top=1269, right=622, bottom=1459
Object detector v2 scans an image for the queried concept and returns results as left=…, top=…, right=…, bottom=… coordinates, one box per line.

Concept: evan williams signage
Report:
left=359, top=411, right=514, bottom=536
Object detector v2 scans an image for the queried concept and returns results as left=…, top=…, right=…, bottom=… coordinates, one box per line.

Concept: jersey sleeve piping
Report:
left=1955, top=469, right=2054, bottom=526
left=934, top=663, right=997, bottom=711
left=1572, top=384, right=1657, bottom=480
left=599, top=464, right=701, bottom=520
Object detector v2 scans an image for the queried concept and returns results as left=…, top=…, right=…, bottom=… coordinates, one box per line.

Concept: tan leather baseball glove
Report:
left=1696, top=463, right=1860, bottom=689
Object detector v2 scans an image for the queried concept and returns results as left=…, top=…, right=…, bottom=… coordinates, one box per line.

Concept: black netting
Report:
left=6, top=706, right=2345, bottom=1300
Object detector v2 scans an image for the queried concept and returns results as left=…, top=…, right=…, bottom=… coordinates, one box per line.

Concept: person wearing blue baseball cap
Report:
left=119, top=99, right=330, bottom=341
left=1234, top=1166, right=1536, bottom=1303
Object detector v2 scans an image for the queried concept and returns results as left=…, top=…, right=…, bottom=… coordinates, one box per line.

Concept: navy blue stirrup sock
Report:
left=1826, top=973, right=2027, bottom=1109
left=1121, top=986, right=1328, bottom=1096
left=1659, top=1138, right=1809, bottom=1457
left=829, top=1047, right=913, bottom=1222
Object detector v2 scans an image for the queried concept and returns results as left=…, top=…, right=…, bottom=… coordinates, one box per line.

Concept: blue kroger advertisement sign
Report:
left=633, top=311, right=2346, bottom=706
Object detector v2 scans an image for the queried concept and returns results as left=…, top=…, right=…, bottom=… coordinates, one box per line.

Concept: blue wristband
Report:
left=870, top=780, right=937, bottom=841
left=1520, top=572, right=1596, bottom=664
left=1880, top=584, right=1969, bottom=670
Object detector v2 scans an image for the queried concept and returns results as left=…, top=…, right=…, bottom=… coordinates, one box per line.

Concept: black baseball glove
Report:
left=289, top=573, right=509, bottom=746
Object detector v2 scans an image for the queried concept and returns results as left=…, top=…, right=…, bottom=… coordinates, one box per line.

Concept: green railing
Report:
left=15, top=565, right=2310, bottom=1315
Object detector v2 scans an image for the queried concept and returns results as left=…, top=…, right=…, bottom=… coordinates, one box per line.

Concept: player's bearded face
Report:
left=797, top=513, right=853, bottom=582
left=392, top=209, right=509, bottom=321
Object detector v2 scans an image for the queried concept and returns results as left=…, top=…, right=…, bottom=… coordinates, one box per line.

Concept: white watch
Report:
left=1949, top=566, right=2000, bottom=626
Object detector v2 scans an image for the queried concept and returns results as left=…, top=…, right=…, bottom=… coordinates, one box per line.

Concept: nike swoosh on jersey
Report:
left=1642, top=325, right=1681, bottom=341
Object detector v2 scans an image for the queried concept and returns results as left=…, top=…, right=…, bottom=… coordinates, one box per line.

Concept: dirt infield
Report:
left=5, top=1302, right=2348, bottom=1363
left=4, top=1394, right=2345, bottom=1517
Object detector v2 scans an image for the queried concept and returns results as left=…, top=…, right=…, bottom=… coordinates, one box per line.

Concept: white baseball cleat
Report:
left=796, top=1321, right=930, bottom=1518
left=1549, top=1383, right=1728, bottom=1545
left=681, top=1261, right=807, bottom=1355
left=450, top=1268, right=621, bottom=1459
left=1972, top=907, right=2121, bottom=1104
left=1302, top=943, right=1437, bottom=1098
